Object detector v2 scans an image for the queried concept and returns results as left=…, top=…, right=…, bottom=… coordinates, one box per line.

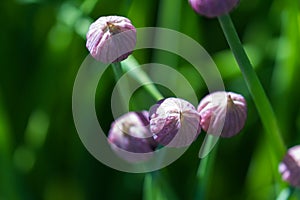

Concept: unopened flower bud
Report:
left=279, top=145, right=300, bottom=188
left=189, top=0, right=240, bottom=18
left=108, top=111, right=156, bottom=157
left=86, top=16, right=136, bottom=63
left=149, top=98, right=201, bottom=147
left=197, top=91, right=247, bottom=138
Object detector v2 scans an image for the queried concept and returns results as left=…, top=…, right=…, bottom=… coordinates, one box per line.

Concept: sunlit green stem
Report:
left=144, top=171, right=179, bottom=200
left=121, top=56, right=164, bottom=101
left=195, top=135, right=219, bottom=199
left=276, top=187, right=295, bottom=200
left=111, top=62, right=124, bottom=82
left=111, top=60, right=163, bottom=101
left=218, top=14, right=286, bottom=161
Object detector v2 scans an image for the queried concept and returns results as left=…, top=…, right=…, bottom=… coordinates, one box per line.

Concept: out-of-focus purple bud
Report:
left=86, top=16, right=136, bottom=63
left=279, top=145, right=300, bottom=188
left=149, top=98, right=201, bottom=147
left=197, top=91, right=247, bottom=138
left=188, top=0, right=240, bottom=18
left=108, top=111, right=157, bottom=161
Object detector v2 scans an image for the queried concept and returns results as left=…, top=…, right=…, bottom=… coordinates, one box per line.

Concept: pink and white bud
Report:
left=149, top=98, right=201, bottom=147
left=108, top=111, right=156, bottom=156
left=189, top=0, right=240, bottom=18
left=86, top=16, right=136, bottom=63
left=279, top=145, right=300, bottom=188
left=197, top=91, right=247, bottom=138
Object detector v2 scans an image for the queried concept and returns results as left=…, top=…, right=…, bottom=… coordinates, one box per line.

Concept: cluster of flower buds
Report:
left=86, top=16, right=248, bottom=161
left=279, top=145, right=300, bottom=188
left=107, top=92, right=247, bottom=161
left=86, top=3, right=298, bottom=191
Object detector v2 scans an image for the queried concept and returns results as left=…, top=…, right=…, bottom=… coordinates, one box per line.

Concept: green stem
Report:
left=112, top=61, right=163, bottom=101
left=218, top=14, right=286, bottom=161
left=121, top=56, right=164, bottom=101
left=143, top=171, right=179, bottom=200
left=111, top=62, right=124, bottom=81
left=195, top=135, right=219, bottom=199
left=276, top=187, right=295, bottom=200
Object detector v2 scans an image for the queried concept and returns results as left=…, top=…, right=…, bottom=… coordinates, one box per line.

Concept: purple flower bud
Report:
left=149, top=98, right=201, bottom=147
left=108, top=111, right=157, bottom=156
left=189, top=0, right=240, bottom=18
left=279, top=145, right=300, bottom=188
left=86, top=16, right=136, bottom=63
left=197, top=91, right=247, bottom=138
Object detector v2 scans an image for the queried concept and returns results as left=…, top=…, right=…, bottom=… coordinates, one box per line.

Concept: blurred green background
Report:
left=1, top=0, right=300, bottom=199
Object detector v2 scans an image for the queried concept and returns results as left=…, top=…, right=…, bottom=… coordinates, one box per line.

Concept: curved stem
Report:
left=218, top=14, right=286, bottom=161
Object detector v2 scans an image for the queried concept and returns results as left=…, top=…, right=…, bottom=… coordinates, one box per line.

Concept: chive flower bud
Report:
left=149, top=98, right=201, bottom=147
left=279, top=145, right=300, bottom=188
left=188, top=0, right=240, bottom=18
left=108, top=111, right=157, bottom=155
left=86, top=16, right=136, bottom=63
left=197, top=91, right=247, bottom=138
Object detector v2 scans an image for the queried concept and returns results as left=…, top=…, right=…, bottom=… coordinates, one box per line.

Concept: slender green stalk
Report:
left=111, top=61, right=164, bottom=113
left=195, top=135, right=219, bottom=199
left=112, top=59, right=164, bottom=101
left=111, top=62, right=124, bottom=81
left=121, top=56, right=164, bottom=101
left=144, top=171, right=179, bottom=200
left=276, top=187, right=295, bottom=200
left=218, top=14, right=286, bottom=161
